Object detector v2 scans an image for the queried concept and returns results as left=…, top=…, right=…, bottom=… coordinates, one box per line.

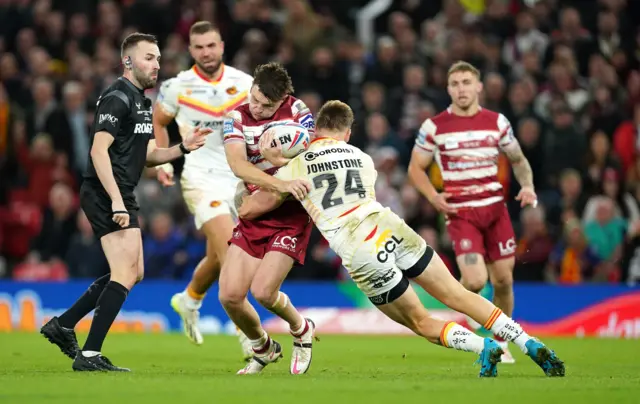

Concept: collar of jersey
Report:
left=118, top=76, right=144, bottom=94
left=193, top=64, right=225, bottom=83
left=310, top=137, right=338, bottom=144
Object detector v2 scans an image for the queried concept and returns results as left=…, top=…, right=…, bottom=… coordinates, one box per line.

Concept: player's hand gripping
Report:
left=259, top=129, right=290, bottom=167
left=516, top=186, right=538, bottom=208
left=429, top=192, right=458, bottom=214
left=277, top=179, right=311, bottom=201
left=182, top=126, right=213, bottom=151
left=112, top=200, right=130, bottom=228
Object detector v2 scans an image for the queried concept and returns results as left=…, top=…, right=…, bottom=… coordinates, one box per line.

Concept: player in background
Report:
left=221, top=62, right=316, bottom=375
left=153, top=21, right=253, bottom=356
left=237, top=100, right=564, bottom=378
left=407, top=61, right=537, bottom=364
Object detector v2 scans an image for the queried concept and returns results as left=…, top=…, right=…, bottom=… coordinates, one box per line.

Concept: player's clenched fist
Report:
left=111, top=200, right=130, bottom=228
left=183, top=127, right=213, bottom=151
left=429, top=192, right=458, bottom=214
left=278, top=179, right=311, bottom=201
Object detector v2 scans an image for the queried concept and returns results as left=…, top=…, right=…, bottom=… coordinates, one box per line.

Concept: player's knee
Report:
left=491, top=271, right=513, bottom=291
left=462, top=276, right=487, bottom=293
left=218, top=286, right=246, bottom=308
left=250, top=283, right=278, bottom=308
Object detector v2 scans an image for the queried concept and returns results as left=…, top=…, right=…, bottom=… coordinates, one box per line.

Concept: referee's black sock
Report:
left=58, top=274, right=110, bottom=329
left=83, top=281, right=129, bottom=353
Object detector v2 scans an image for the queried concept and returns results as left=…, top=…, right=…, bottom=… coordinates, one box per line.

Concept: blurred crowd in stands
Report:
left=1, top=0, right=640, bottom=285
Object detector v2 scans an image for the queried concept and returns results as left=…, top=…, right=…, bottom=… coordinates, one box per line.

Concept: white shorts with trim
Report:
left=333, top=208, right=428, bottom=299
left=180, top=167, right=241, bottom=229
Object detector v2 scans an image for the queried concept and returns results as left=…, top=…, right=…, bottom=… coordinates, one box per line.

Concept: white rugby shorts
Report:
left=334, top=208, right=431, bottom=304
left=180, top=167, right=241, bottom=229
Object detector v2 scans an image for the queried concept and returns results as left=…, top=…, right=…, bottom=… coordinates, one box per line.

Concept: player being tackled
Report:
left=153, top=21, right=254, bottom=359
left=238, top=101, right=565, bottom=378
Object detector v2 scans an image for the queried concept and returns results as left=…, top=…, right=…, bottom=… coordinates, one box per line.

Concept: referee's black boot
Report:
left=40, top=316, right=80, bottom=359
left=73, top=352, right=131, bottom=372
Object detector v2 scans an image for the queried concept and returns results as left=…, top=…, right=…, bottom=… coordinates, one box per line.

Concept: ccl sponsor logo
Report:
left=374, top=230, right=404, bottom=263
left=272, top=236, right=297, bottom=252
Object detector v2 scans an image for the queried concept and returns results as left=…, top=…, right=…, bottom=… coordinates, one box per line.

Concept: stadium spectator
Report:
left=27, top=183, right=77, bottom=265
left=143, top=211, right=187, bottom=279
left=515, top=206, right=554, bottom=281
left=65, top=210, right=109, bottom=279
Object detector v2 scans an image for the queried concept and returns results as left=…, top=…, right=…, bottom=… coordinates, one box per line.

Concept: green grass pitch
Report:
left=1, top=333, right=639, bottom=404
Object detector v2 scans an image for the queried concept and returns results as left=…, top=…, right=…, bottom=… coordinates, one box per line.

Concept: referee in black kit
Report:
left=40, top=33, right=211, bottom=372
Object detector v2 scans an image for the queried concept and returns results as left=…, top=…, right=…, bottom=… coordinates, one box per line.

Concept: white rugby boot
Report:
left=170, top=292, right=203, bottom=345
left=290, top=318, right=316, bottom=375
left=237, top=337, right=283, bottom=374
left=499, top=341, right=516, bottom=364
left=237, top=327, right=254, bottom=362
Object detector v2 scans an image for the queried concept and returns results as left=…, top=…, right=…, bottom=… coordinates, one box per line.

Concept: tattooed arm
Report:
left=503, top=142, right=534, bottom=189
left=498, top=115, right=537, bottom=207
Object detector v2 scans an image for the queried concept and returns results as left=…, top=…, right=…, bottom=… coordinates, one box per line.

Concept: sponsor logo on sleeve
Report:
left=99, top=114, right=118, bottom=126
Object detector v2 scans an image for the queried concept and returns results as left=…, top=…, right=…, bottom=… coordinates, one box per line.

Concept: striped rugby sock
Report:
left=485, top=308, right=530, bottom=353
left=439, top=322, right=484, bottom=354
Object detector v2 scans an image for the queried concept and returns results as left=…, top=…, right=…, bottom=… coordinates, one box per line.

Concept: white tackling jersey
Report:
left=156, top=64, right=253, bottom=174
left=275, top=137, right=382, bottom=245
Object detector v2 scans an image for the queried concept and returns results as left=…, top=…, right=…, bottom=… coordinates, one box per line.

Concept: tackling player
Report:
left=238, top=100, right=565, bottom=378
left=408, top=61, right=536, bottom=363
left=153, top=21, right=253, bottom=355
left=220, top=62, right=316, bottom=375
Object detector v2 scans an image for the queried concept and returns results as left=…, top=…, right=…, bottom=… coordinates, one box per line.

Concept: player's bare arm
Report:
left=224, top=142, right=310, bottom=200
left=145, top=127, right=211, bottom=167
left=238, top=189, right=286, bottom=220
left=408, top=148, right=457, bottom=214
left=152, top=103, right=174, bottom=148
left=91, top=131, right=128, bottom=226
left=503, top=141, right=537, bottom=207
left=152, top=102, right=176, bottom=185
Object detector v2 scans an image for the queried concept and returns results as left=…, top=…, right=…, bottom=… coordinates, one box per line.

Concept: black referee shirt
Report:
left=84, top=77, right=154, bottom=190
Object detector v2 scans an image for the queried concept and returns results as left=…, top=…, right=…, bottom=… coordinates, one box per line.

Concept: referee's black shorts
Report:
left=80, top=180, right=140, bottom=239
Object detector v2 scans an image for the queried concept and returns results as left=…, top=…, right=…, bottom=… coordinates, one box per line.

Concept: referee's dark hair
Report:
left=121, top=32, right=158, bottom=58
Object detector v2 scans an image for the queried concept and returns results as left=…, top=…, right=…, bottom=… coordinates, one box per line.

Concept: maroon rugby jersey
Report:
left=414, top=106, right=517, bottom=209
left=224, top=96, right=316, bottom=227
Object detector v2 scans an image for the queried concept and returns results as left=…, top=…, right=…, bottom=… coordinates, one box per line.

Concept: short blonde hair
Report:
left=315, top=100, right=354, bottom=132
left=447, top=61, right=481, bottom=80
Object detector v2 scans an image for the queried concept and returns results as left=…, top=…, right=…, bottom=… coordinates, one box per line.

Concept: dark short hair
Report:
left=121, top=32, right=158, bottom=57
left=190, top=21, right=220, bottom=36
left=316, top=100, right=354, bottom=132
left=253, top=62, right=294, bottom=102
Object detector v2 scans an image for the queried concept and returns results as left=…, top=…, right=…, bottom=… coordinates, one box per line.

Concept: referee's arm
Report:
left=91, top=96, right=129, bottom=207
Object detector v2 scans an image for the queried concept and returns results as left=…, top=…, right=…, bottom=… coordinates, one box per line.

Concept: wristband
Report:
left=179, top=142, right=190, bottom=154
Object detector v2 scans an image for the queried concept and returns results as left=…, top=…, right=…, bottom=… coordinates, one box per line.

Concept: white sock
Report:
left=82, top=350, right=100, bottom=358
left=249, top=331, right=269, bottom=352
left=487, top=310, right=530, bottom=353
left=183, top=291, right=202, bottom=310
left=441, top=323, right=484, bottom=354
